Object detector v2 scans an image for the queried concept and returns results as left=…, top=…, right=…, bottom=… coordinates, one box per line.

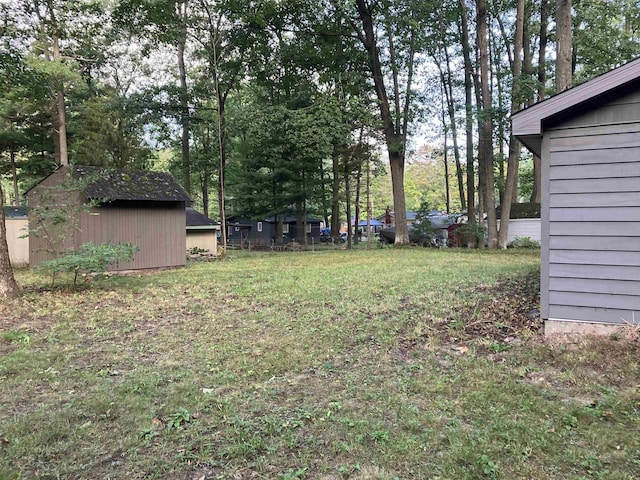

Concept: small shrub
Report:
left=36, top=242, right=138, bottom=289
left=455, top=222, right=487, bottom=247
left=508, top=236, right=540, bottom=249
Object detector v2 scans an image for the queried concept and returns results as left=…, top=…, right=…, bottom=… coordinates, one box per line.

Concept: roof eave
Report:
left=513, top=57, right=640, bottom=146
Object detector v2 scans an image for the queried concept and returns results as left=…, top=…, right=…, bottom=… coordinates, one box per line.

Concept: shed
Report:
left=186, top=207, right=219, bottom=255
left=26, top=165, right=191, bottom=271
left=512, top=58, right=640, bottom=335
left=4, top=206, right=29, bottom=266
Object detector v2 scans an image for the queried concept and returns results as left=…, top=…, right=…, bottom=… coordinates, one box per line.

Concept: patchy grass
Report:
left=1, top=249, right=638, bottom=479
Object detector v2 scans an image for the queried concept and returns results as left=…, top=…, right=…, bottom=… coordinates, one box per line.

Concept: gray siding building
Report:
left=513, top=59, right=640, bottom=335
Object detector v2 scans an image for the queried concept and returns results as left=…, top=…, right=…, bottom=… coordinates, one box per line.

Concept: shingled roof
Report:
left=3, top=206, right=28, bottom=218
left=73, top=166, right=191, bottom=203
left=186, top=207, right=219, bottom=228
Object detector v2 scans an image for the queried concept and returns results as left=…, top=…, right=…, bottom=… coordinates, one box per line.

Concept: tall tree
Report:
left=0, top=182, right=18, bottom=297
left=459, top=0, right=476, bottom=238
left=476, top=0, right=498, bottom=247
left=343, top=0, right=421, bottom=245
left=556, top=0, right=572, bottom=92
left=497, top=0, right=525, bottom=249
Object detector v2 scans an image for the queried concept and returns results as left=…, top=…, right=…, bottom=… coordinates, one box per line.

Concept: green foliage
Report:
left=166, top=407, right=191, bottom=431
left=508, top=237, right=540, bottom=249
left=35, top=242, right=138, bottom=289
left=499, top=202, right=541, bottom=219
left=454, top=222, right=487, bottom=247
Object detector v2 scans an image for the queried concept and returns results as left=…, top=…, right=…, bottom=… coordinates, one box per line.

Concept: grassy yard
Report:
left=1, top=248, right=638, bottom=479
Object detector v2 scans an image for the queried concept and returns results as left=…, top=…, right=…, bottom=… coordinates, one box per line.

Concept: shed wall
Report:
left=6, top=218, right=29, bottom=265
left=187, top=230, right=218, bottom=255
left=545, top=99, right=640, bottom=325
left=78, top=204, right=186, bottom=270
left=27, top=168, right=84, bottom=268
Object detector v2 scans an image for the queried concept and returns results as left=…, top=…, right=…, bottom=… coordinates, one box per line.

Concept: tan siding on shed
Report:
left=79, top=205, right=186, bottom=270
left=6, top=218, right=29, bottom=265
left=547, top=109, right=640, bottom=324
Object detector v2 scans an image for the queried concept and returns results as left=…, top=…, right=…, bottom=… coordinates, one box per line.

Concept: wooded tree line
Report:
left=1, top=0, right=640, bottom=276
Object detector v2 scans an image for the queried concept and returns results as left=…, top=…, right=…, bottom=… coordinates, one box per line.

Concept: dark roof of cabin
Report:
left=73, top=165, right=191, bottom=202
left=3, top=206, right=28, bottom=218
left=513, top=57, right=640, bottom=156
left=186, top=207, right=219, bottom=227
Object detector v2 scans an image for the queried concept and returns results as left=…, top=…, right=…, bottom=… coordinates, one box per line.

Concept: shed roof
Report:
left=186, top=207, right=219, bottom=229
left=71, top=166, right=191, bottom=202
left=3, top=206, right=28, bottom=219
left=512, top=57, right=640, bottom=156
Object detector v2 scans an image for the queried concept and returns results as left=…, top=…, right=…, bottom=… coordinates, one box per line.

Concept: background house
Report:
left=26, top=165, right=191, bottom=271
left=186, top=207, right=219, bottom=255
left=513, top=58, right=640, bottom=335
left=4, top=206, right=29, bottom=266
left=226, top=215, right=322, bottom=246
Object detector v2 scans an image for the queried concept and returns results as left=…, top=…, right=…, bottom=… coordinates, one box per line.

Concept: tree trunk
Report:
left=10, top=148, right=19, bottom=206
left=0, top=182, right=19, bottom=298
left=331, top=150, right=341, bottom=243
left=354, top=0, right=410, bottom=245
left=530, top=0, right=548, bottom=203
left=460, top=0, right=476, bottom=242
left=497, top=0, right=526, bottom=249
left=178, top=39, right=191, bottom=195
left=51, top=35, right=68, bottom=167
left=438, top=36, right=465, bottom=210
left=354, top=162, right=362, bottom=244
left=556, top=0, right=572, bottom=92
left=476, top=0, right=498, bottom=248
left=388, top=149, right=408, bottom=242
left=344, top=158, right=352, bottom=249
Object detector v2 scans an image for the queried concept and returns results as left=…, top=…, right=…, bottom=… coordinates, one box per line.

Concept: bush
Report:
left=453, top=222, right=487, bottom=247
left=36, top=242, right=138, bottom=289
left=507, top=236, right=540, bottom=249
left=495, top=202, right=540, bottom=219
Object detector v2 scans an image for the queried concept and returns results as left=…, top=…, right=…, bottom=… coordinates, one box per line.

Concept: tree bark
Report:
left=530, top=0, right=549, bottom=203
left=354, top=161, right=362, bottom=244
left=459, top=0, right=476, bottom=241
left=0, top=182, right=19, bottom=298
left=51, top=34, right=68, bottom=167
left=178, top=39, right=190, bottom=195
left=331, top=149, right=341, bottom=243
left=10, top=148, right=19, bottom=206
left=437, top=29, right=465, bottom=210
left=344, top=157, right=352, bottom=249
left=556, top=0, right=572, bottom=93
left=476, top=0, right=498, bottom=248
left=498, top=0, right=526, bottom=249
left=353, top=0, right=410, bottom=244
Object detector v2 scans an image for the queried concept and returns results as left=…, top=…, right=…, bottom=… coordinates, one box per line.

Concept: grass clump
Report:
left=1, top=249, right=638, bottom=479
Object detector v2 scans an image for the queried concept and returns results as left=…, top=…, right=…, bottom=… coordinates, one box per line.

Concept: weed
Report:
left=166, top=408, right=191, bottom=431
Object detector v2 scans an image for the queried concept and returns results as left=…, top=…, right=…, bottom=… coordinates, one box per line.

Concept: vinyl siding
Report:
left=79, top=205, right=186, bottom=270
left=496, top=218, right=541, bottom=243
left=546, top=98, right=640, bottom=325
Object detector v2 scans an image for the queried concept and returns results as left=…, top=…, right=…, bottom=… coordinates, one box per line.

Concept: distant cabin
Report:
left=226, top=216, right=322, bottom=246
left=513, top=58, right=640, bottom=335
left=186, top=207, right=219, bottom=255
left=26, top=165, right=191, bottom=271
